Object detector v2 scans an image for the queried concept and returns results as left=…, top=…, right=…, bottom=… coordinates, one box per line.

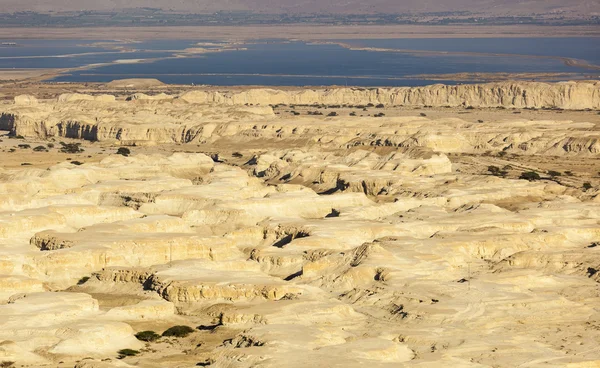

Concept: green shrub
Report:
left=162, top=325, right=195, bottom=338
left=18, top=144, right=30, bottom=149
left=487, top=166, right=508, bottom=177
left=117, top=147, right=131, bottom=156
left=33, top=145, right=46, bottom=152
left=117, top=349, right=140, bottom=358
left=519, top=171, right=541, bottom=181
left=547, top=170, right=561, bottom=177
left=488, top=166, right=500, bottom=175
left=583, top=182, right=592, bottom=191
left=60, top=142, right=84, bottom=154
left=47, top=143, right=54, bottom=148
left=135, top=330, right=161, bottom=342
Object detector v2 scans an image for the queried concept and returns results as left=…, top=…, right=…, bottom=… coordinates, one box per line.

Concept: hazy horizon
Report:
left=2, top=0, right=599, bottom=15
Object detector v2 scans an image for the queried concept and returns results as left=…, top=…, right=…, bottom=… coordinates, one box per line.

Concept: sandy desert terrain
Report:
left=0, top=80, right=599, bottom=367
left=2, top=24, right=599, bottom=41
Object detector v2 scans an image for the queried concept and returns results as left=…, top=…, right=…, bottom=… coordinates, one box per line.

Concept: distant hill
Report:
left=3, top=0, right=599, bottom=15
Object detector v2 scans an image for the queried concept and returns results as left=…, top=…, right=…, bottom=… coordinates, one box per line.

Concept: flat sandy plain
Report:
left=0, top=79, right=599, bottom=367
left=2, top=24, right=600, bottom=40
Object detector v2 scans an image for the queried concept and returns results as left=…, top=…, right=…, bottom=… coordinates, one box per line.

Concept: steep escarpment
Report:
left=1, top=88, right=598, bottom=156
left=179, top=81, right=600, bottom=109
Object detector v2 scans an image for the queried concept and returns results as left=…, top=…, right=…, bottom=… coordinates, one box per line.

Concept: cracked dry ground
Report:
left=0, top=88, right=599, bottom=368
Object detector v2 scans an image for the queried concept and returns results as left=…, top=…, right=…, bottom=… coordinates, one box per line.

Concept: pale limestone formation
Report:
left=1, top=85, right=599, bottom=156
left=179, top=81, right=600, bottom=109
left=0, top=82, right=598, bottom=367
left=14, top=94, right=38, bottom=105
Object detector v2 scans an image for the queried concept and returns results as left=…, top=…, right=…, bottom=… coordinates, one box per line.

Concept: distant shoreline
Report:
left=1, top=24, right=599, bottom=41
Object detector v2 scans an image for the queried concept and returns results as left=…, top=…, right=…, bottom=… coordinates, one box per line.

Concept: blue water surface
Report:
left=0, top=38, right=596, bottom=86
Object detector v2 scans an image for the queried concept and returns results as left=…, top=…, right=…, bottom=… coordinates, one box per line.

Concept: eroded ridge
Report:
left=0, top=82, right=599, bottom=368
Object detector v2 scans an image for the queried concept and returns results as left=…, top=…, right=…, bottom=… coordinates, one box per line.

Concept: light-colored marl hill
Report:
left=2, top=82, right=599, bottom=155
left=177, top=81, right=600, bottom=110
left=0, top=82, right=598, bottom=367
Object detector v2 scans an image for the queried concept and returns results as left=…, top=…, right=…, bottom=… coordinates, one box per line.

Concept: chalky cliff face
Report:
left=0, top=81, right=599, bottom=368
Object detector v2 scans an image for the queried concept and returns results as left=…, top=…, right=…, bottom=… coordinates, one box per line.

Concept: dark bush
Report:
left=60, top=142, right=84, bottom=154
left=375, top=104, right=384, bottom=108
left=33, top=145, right=47, bottom=152
left=488, top=166, right=507, bottom=177
left=135, top=330, right=161, bottom=342
left=565, top=171, right=574, bottom=176
left=488, top=166, right=500, bottom=175
left=70, top=161, right=83, bottom=166
left=197, top=324, right=220, bottom=331
left=583, top=182, right=592, bottom=191
left=547, top=170, right=561, bottom=177
left=47, top=143, right=54, bottom=148
left=117, top=147, right=131, bottom=156
left=519, top=171, right=541, bottom=181
left=162, top=325, right=195, bottom=338
left=420, top=113, right=427, bottom=117
left=327, top=112, right=337, bottom=117
left=117, top=349, right=140, bottom=358
left=18, top=144, right=31, bottom=149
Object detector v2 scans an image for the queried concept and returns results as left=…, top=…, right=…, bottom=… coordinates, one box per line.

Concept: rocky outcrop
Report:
left=57, top=93, right=116, bottom=103
left=1, top=93, right=598, bottom=156
left=179, top=81, right=600, bottom=109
